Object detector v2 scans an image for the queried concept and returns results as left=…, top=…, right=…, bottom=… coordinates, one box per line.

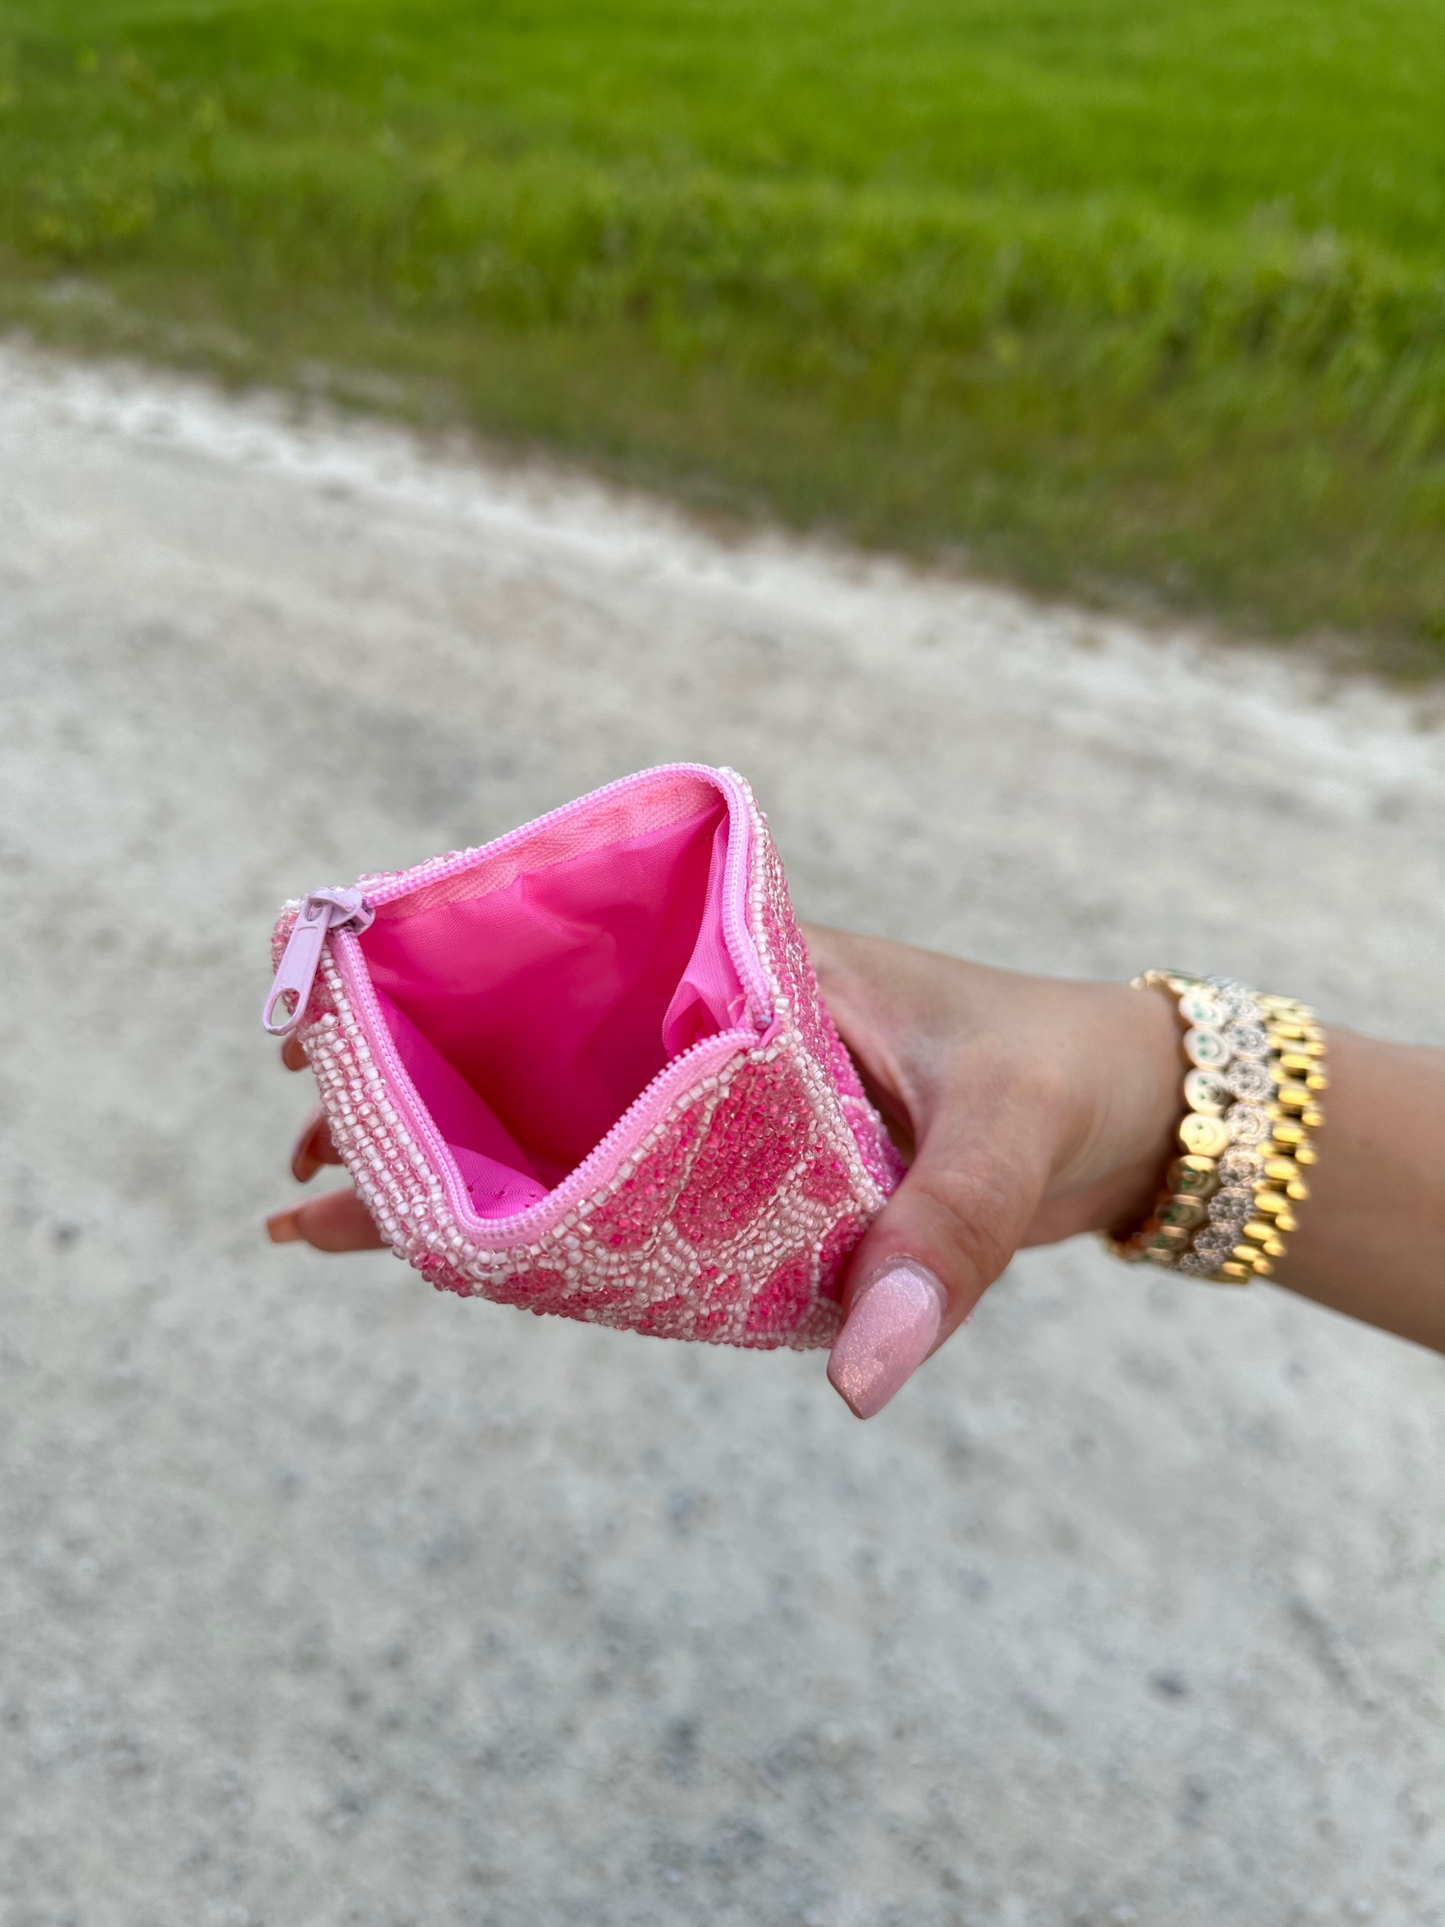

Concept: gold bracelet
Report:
left=1102, top=972, right=1326, bottom=1284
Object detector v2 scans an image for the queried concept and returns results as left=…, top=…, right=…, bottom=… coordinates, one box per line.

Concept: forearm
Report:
left=1272, top=1027, right=1445, bottom=1352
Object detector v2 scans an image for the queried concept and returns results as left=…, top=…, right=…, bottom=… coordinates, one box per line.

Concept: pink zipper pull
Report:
left=262, top=887, right=375, bottom=1037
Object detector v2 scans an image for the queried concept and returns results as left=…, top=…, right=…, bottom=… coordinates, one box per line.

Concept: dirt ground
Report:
left=3, top=343, right=1444, bottom=1927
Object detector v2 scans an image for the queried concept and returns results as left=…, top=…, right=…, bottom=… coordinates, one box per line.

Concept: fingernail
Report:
left=267, top=1209, right=302, bottom=1244
left=291, top=1104, right=328, bottom=1182
left=827, top=1259, right=947, bottom=1419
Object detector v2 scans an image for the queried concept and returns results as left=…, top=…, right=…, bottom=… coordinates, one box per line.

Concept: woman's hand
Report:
left=265, top=923, right=1445, bottom=1402
left=805, top=926, right=1183, bottom=1418
left=811, top=927, right=1445, bottom=1410
left=262, top=934, right=1188, bottom=1375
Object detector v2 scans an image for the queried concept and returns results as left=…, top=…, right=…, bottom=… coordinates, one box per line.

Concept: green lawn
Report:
left=4, top=0, right=1445, bottom=664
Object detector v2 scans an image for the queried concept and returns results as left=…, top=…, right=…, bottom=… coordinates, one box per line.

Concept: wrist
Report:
left=1091, top=982, right=1186, bottom=1232
left=1028, top=979, right=1183, bottom=1244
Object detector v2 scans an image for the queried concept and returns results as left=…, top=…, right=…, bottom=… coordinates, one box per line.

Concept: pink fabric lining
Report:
left=359, top=794, right=747, bottom=1217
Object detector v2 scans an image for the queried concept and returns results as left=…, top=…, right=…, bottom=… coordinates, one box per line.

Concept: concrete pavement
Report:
left=3, top=344, right=1444, bottom=1927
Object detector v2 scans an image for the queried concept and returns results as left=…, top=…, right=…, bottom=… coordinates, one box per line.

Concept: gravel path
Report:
left=3, top=343, right=1444, bottom=1927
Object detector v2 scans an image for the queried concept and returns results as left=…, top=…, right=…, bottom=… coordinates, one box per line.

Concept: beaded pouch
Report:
left=263, top=764, right=902, bottom=1349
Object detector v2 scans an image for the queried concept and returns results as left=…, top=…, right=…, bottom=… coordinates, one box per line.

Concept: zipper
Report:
left=357, top=764, right=773, bottom=1024
left=712, top=766, right=771, bottom=1028
left=262, top=886, right=375, bottom=1037
left=267, top=765, right=776, bottom=1235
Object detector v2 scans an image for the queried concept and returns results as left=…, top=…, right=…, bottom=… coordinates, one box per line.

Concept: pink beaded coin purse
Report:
left=263, top=765, right=902, bottom=1348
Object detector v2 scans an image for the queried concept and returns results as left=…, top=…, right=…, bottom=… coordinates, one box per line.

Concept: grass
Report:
left=3, top=0, right=1445, bottom=666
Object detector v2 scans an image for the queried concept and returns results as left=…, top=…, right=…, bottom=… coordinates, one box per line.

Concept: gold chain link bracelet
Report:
left=1102, top=971, right=1326, bottom=1283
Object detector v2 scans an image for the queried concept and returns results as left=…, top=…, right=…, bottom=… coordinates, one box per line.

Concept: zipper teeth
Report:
left=359, top=763, right=772, bottom=1020
left=335, top=929, right=752, bottom=1240
left=359, top=772, right=646, bottom=903
left=717, top=772, right=770, bottom=1028
left=508, top=1021, right=748, bottom=1228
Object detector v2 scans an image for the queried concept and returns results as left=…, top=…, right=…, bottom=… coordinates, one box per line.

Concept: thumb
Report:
left=828, top=1120, right=1043, bottom=1420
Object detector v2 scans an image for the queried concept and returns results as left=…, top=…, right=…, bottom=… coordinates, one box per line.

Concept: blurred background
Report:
left=2, top=0, right=1445, bottom=663
left=3, top=3, right=1445, bottom=1925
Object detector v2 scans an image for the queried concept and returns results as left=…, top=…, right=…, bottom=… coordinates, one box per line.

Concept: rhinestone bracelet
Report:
left=1102, top=972, right=1326, bottom=1284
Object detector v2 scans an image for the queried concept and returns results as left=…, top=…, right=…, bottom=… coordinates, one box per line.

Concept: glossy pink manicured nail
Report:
left=827, top=1259, right=947, bottom=1419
